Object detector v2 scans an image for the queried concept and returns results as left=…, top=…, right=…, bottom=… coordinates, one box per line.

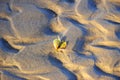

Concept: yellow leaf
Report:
left=53, top=39, right=60, bottom=49
left=59, top=41, right=67, bottom=49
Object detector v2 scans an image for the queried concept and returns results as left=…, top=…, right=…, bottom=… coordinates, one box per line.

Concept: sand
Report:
left=0, top=0, right=120, bottom=80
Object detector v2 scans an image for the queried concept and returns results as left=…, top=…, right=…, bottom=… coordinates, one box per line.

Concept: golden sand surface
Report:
left=0, top=0, right=120, bottom=80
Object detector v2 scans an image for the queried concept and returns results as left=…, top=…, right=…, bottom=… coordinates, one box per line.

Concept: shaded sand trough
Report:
left=0, top=0, right=120, bottom=80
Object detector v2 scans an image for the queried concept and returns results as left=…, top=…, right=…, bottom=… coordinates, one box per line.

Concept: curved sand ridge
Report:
left=0, top=0, right=120, bottom=80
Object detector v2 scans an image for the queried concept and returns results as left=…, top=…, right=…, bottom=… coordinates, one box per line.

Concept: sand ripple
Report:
left=0, top=0, right=120, bottom=80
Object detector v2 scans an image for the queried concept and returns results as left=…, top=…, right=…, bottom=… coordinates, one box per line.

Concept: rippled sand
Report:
left=0, top=0, right=120, bottom=80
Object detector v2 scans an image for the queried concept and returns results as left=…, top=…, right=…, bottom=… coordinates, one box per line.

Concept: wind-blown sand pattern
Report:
left=0, top=0, right=120, bottom=80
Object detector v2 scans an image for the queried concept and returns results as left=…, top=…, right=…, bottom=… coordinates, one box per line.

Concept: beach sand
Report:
left=0, top=0, right=120, bottom=80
